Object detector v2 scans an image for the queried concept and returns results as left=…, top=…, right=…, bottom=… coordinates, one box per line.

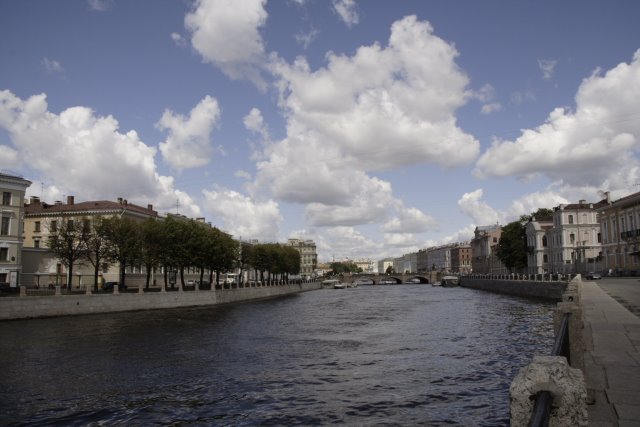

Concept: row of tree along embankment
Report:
left=460, top=274, right=571, bottom=301
left=0, top=281, right=322, bottom=321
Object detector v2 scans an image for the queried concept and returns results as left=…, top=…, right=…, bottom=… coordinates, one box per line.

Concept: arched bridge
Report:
left=340, top=272, right=443, bottom=285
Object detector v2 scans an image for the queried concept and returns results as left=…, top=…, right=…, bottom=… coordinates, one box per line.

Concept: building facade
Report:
left=287, top=238, right=318, bottom=278
left=525, top=214, right=554, bottom=274
left=471, top=225, right=507, bottom=274
left=450, top=244, right=472, bottom=274
left=23, top=196, right=158, bottom=285
left=598, top=191, right=640, bottom=274
left=0, top=172, right=31, bottom=288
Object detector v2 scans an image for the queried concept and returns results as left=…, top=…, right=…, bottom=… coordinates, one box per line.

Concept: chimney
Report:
left=605, top=191, right=611, bottom=204
left=31, top=196, right=40, bottom=205
left=67, top=195, right=74, bottom=205
left=55, top=201, right=62, bottom=206
left=196, top=217, right=206, bottom=223
left=123, top=199, right=128, bottom=206
left=117, top=197, right=123, bottom=204
left=579, top=199, right=586, bottom=205
left=147, top=204, right=153, bottom=211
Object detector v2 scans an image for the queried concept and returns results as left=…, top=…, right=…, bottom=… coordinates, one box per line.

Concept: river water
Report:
left=0, top=285, right=554, bottom=426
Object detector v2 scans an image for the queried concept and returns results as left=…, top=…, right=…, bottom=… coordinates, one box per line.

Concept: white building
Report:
left=0, top=172, right=31, bottom=289
left=598, top=191, right=640, bottom=273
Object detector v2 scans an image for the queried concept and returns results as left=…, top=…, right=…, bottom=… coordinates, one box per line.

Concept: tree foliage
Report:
left=47, top=218, right=89, bottom=287
left=495, top=220, right=528, bottom=273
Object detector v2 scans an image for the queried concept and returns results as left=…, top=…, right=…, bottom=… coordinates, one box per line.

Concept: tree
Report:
left=330, top=261, right=359, bottom=275
left=139, top=218, right=165, bottom=289
left=84, top=216, right=113, bottom=291
left=495, top=220, right=528, bottom=273
left=47, top=217, right=89, bottom=289
left=520, top=207, right=554, bottom=223
left=102, top=216, right=142, bottom=288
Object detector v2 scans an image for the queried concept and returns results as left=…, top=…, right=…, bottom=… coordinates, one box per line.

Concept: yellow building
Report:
left=0, top=172, right=31, bottom=289
left=597, top=191, right=640, bottom=274
left=23, top=196, right=157, bottom=286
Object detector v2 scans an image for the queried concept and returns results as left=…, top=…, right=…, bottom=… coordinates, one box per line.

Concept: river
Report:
left=0, top=285, right=554, bottom=426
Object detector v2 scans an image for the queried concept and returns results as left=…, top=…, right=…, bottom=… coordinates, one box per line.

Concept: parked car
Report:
left=585, top=272, right=601, bottom=280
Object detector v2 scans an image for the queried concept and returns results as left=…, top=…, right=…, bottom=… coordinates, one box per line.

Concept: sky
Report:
left=1, top=0, right=639, bottom=263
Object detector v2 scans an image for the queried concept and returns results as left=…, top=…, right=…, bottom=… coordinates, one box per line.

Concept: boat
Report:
left=334, top=282, right=347, bottom=289
left=441, top=276, right=459, bottom=287
left=431, top=281, right=442, bottom=287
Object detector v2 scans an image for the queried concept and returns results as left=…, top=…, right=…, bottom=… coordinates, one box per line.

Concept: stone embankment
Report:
left=0, top=282, right=322, bottom=320
left=460, top=273, right=570, bottom=301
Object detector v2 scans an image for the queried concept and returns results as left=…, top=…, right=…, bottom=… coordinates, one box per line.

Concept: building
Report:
left=450, top=243, right=472, bottom=274
left=598, top=191, right=640, bottom=274
left=547, top=200, right=606, bottom=274
left=23, top=196, right=158, bottom=285
left=471, top=224, right=507, bottom=274
left=352, top=258, right=374, bottom=273
left=287, top=238, right=318, bottom=278
left=525, top=213, right=554, bottom=274
left=378, top=257, right=395, bottom=274
left=0, top=172, right=31, bottom=288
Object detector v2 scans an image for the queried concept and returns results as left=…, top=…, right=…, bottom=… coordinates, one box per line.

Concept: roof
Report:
left=558, top=199, right=609, bottom=211
left=25, top=199, right=157, bottom=218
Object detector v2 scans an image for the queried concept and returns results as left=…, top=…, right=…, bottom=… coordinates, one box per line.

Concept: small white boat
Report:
left=432, top=281, right=442, bottom=287
left=334, top=282, right=347, bottom=289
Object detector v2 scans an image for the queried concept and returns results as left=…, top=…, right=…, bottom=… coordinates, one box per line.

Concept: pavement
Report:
left=580, top=277, right=640, bottom=426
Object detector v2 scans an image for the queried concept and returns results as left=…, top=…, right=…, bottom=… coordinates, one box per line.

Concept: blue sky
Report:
left=1, top=0, right=639, bottom=262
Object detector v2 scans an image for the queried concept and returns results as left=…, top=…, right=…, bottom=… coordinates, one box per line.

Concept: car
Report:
left=585, top=272, right=601, bottom=280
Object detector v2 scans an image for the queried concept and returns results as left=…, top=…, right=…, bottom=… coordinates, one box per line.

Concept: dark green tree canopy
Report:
left=495, top=220, right=528, bottom=273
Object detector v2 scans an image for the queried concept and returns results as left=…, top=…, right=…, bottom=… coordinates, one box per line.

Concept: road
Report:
left=590, top=277, right=640, bottom=318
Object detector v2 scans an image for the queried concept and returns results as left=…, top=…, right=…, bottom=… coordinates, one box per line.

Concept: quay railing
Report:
left=528, top=312, right=572, bottom=427
left=467, top=273, right=572, bottom=282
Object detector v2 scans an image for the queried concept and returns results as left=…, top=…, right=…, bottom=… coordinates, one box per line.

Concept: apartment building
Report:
left=287, top=238, right=318, bottom=278
left=598, top=191, right=640, bottom=273
left=450, top=244, right=472, bottom=274
left=23, top=196, right=158, bottom=284
left=0, top=172, right=31, bottom=288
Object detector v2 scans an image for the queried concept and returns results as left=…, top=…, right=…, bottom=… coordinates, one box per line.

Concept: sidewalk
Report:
left=580, top=279, right=640, bottom=426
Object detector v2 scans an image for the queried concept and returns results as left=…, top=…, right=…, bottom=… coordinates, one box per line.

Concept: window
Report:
left=570, top=233, right=575, bottom=244
left=34, top=239, right=40, bottom=249
left=568, top=215, right=574, bottom=224
left=543, top=254, right=548, bottom=263
left=1, top=216, right=9, bottom=236
left=50, top=220, right=57, bottom=232
left=597, top=232, right=601, bottom=243
left=0, top=247, right=7, bottom=261
left=67, top=219, right=74, bottom=228
left=542, top=236, right=548, bottom=247
left=35, top=221, right=41, bottom=232
left=2, top=192, right=10, bottom=206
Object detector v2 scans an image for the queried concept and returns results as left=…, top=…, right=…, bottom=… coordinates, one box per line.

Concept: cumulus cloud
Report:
left=382, top=207, right=437, bottom=233
left=243, top=107, right=269, bottom=140
left=254, top=16, right=478, bottom=227
left=185, top=0, right=268, bottom=88
left=476, top=50, right=640, bottom=192
left=457, top=189, right=500, bottom=225
left=156, top=95, right=221, bottom=169
left=481, top=102, right=502, bottom=114
left=538, top=58, right=557, bottom=81
left=332, top=0, right=359, bottom=27
left=202, top=187, right=282, bottom=241
left=295, top=27, right=319, bottom=50
left=0, top=90, right=200, bottom=217
left=384, top=232, right=420, bottom=247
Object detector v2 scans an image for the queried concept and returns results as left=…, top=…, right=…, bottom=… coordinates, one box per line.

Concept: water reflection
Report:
left=0, top=286, right=553, bottom=426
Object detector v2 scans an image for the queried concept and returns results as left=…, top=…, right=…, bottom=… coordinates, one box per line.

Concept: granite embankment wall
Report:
left=460, top=276, right=569, bottom=301
left=0, top=282, right=322, bottom=320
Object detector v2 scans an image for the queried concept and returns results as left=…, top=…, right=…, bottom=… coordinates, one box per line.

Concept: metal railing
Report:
left=528, top=312, right=572, bottom=426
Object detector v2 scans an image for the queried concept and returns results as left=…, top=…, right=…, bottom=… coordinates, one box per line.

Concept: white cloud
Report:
left=510, top=90, right=535, bottom=105
left=185, top=0, right=268, bottom=88
left=202, top=187, right=282, bottom=241
left=0, top=90, right=201, bottom=217
left=332, top=0, right=359, bottom=27
left=243, top=107, right=269, bottom=140
left=295, top=27, right=319, bottom=50
left=384, top=232, right=419, bottom=247
left=255, top=16, right=478, bottom=227
left=42, top=57, right=64, bottom=74
left=382, top=207, right=437, bottom=233
left=473, top=83, right=495, bottom=103
left=234, top=170, right=252, bottom=180
left=323, top=226, right=382, bottom=259
left=538, top=58, right=558, bottom=81
left=457, top=189, right=500, bottom=225
left=170, top=32, right=187, bottom=47
left=156, top=95, right=221, bottom=170
left=481, top=102, right=502, bottom=114
left=476, top=50, right=640, bottom=192
left=88, top=0, right=110, bottom=11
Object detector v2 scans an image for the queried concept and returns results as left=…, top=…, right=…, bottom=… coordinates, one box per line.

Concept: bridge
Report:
left=340, top=272, right=444, bottom=285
